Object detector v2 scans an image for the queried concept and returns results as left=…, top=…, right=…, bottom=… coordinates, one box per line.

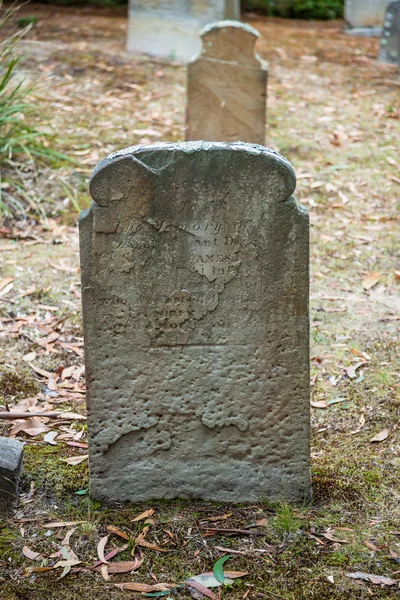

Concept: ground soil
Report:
left=0, top=3, right=400, bottom=599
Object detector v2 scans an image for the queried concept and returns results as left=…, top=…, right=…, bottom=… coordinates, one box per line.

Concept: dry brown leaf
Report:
left=22, top=545, right=41, bottom=560
left=105, top=559, right=143, bottom=574
left=44, top=521, right=85, bottom=528
left=61, top=528, right=76, bottom=547
left=322, top=532, right=349, bottom=544
left=26, top=566, right=54, bottom=573
left=345, top=362, right=364, bottom=379
left=0, top=277, right=15, bottom=291
left=346, top=572, right=398, bottom=586
left=201, top=571, right=250, bottom=579
left=311, top=400, right=328, bottom=409
left=100, top=564, right=110, bottom=581
left=115, top=582, right=176, bottom=592
left=370, top=429, right=389, bottom=443
left=135, top=539, right=167, bottom=552
left=44, top=431, right=58, bottom=446
left=201, top=513, right=232, bottom=522
left=27, top=362, right=54, bottom=379
left=362, top=272, right=382, bottom=291
left=97, top=535, right=109, bottom=563
left=61, top=454, right=88, bottom=465
left=106, top=525, right=130, bottom=540
left=132, top=508, right=155, bottom=522
left=364, top=540, right=379, bottom=551
left=10, top=418, right=49, bottom=437
left=52, top=559, right=81, bottom=569
left=186, top=580, right=217, bottom=599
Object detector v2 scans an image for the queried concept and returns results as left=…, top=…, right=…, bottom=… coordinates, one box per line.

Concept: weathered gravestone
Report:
left=80, top=141, right=311, bottom=503
left=186, top=21, right=268, bottom=145
left=379, top=1, right=400, bottom=63
left=345, top=0, right=389, bottom=35
left=127, top=0, right=240, bottom=62
left=0, top=437, right=24, bottom=516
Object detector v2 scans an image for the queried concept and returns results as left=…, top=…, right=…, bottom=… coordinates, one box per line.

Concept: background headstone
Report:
left=127, top=0, right=240, bottom=62
left=80, top=141, right=311, bottom=503
left=379, top=1, right=400, bottom=63
left=186, top=22, right=268, bottom=145
left=345, top=0, right=389, bottom=35
left=0, top=437, right=24, bottom=516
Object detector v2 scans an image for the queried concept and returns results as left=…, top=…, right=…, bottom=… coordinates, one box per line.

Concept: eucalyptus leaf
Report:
left=187, top=574, right=234, bottom=588
left=213, top=555, right=233, bottom=583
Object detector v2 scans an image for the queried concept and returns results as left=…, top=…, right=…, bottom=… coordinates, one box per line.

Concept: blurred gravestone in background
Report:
left=379, top=1, right=400, bottom=63
left=345, top=0, right=390, bottom=35
left=186, top=21, right=267, bottom=144
left=80, top=142, right=311, bottom=503
left=127, top=0, right=240, bottom=62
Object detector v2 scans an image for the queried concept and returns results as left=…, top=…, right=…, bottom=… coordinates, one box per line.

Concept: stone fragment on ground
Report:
left=0, top=437, right=24, bottom=516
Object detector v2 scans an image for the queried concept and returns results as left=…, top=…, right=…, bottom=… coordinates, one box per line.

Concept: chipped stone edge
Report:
left=90, top=141, right=295, bottom=188
left=200, top=19, right=261, bottom=38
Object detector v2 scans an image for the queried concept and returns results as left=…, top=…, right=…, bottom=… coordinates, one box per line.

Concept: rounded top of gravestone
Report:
left=198, top=20, right=261, bottom=66
left=89, top=141, right=296, bottom=208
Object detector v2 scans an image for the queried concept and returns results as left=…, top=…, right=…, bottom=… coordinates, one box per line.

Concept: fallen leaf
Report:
left=115, top=582, right=176, bottom=592
left=370, top=429, right=389, bottom=443
left=0, top=276, right=15, bottom=291
left=213, top=555, right=232, bottom=583
left=23, top=351, right=37, bottom=363
left=97, top=535, right=109, bottom=563
left=362, top=272, right=382, bottom=291
left=22, top=546, right=41, bottom=560
left=322, top=532, right=349, bottom=543
left=201, top=513, right=232, bottom=522
left=44, top=521, right=85, bottom=528
left=346, top=572, right=398, bottom=586
left=27, top=362, right=54, bottom=378
left=311, top=400, right=328, bottom=409
left=61, top=454, right=88, bottom=465
left=136, top=539, right=167, bottom=552
left=106, top=525, right=130, bottom=540
left=345, top=362, right=364, bottom=379
left=10, top=418, right=49, bottom=437
left=100, top=564, right=110, bottom=581
left=132, top=508, right=155, bottom=522
left=44, top=431, right=59, bottom=446
left=364, top=540, right=379, bottom=551
left=104, top=559, right=143, bottom=574
left=186, top=580, right=217, bottom=599
left=61, top=528, right=76, bottom=547
left=187, top=574, right=234, bottom=588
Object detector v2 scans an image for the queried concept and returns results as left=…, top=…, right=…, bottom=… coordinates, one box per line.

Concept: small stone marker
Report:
left=127, top=0, right=240, bottom=62
left=186, top=22, right=267, bottom=145
left=379, top=1, right=400, bottom=63
left=345, top=0, right=389, bottom=35
left=0, top=437, right=24, bottom=516
left=80, top=141, right=311, bottom=503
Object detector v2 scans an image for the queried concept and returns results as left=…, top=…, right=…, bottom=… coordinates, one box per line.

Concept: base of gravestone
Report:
left=0, top=437, right=24, bottom=516
left=345, top=27, right=383, bottom=37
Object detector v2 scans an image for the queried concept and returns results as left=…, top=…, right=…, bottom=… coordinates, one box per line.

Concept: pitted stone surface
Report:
left=127, top=0, right=240, bottom=62
left=186, top=21, right=268, bottom=144
left=0, top=437, right=24, bottom=515
left=379, top=1, right=400, bottom=63
left=80, top=141, right=311, bottom=502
